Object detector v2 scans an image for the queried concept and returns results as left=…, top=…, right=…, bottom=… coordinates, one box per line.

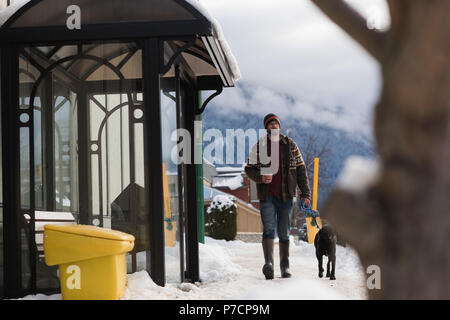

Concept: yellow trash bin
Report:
left=43, top=224, right=135, bottom=300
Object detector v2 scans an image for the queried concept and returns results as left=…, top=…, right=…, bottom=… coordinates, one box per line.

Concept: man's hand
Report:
left=301, top=198, right=311, bottom=206
left=262, top=175, right=273, bottom=184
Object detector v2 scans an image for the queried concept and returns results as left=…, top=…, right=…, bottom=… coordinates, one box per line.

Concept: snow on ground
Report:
left=18, top=236, right=368, bottom=300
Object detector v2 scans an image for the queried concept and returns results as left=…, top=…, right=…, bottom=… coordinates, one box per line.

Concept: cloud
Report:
left=209, top=82, right=373, bottom=138
left=200, top=0, right=389, bottom=137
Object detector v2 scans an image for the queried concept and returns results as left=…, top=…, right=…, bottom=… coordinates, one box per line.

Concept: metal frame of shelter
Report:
left=0, top=0, right=238, bottom=299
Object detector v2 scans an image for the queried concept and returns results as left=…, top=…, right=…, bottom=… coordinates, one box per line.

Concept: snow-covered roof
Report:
left=216, top=166, right=244, bottom=173
left=208, top=165, right=245, bottom=190
left=0, top=0, right=29, bottom=26
left=188, top=0, right=241, bottom=82
left=212, top=175, right=244, bottom=190
left=204, top=185, right=259, bottom=212
left=204, top=185, right=234, bottom=201
left=0, top=0, right=241, bottom=84
left=216, top=172, right=242, bottom=177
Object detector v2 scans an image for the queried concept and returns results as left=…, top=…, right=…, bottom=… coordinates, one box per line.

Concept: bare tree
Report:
left=287, top=128, right=334, bottom=195
left=288, top=131, right=333, bottom=229
left=310, top=0, right=450, bottom=299
left=298, top=133, right=333, bottom=193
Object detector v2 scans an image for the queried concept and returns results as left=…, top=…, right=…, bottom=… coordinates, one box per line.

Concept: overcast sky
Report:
left=201, top=0, right=390, bottom=138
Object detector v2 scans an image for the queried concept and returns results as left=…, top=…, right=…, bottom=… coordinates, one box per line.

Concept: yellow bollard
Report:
left=306, top=157, right=322, bottom=243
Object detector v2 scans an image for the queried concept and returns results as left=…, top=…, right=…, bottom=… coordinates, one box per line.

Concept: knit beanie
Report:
left=263, top=113, right=281, bottom=129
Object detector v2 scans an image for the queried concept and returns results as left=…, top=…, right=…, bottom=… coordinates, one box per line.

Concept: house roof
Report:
left=212, top=166, right=245, bottom=190
left=204, top=186, right=259, bottom=212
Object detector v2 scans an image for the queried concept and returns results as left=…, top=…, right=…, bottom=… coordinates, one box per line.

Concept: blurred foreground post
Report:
left=311, top=0, right=450, bottom=299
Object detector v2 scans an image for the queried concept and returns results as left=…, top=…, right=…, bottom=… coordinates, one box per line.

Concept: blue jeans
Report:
left=259, top=194, right=294, bottom=243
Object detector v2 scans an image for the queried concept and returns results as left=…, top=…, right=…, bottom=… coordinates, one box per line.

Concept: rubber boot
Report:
left=279, top=241, right=292, bottom=278
left=262, top=238, right=274, bottom=280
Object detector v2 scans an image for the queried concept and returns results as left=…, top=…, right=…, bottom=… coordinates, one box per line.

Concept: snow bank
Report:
left=14, top=293, right=62, bottom=300
left=15, top=236, right=367, bottom=300
left=122, top=271, right=163, bottom=300
left=199, top=240, right=242, bottom=282
left=121, top=237, right=244, bottom=299
left=337, top=156, right=380, bottom=193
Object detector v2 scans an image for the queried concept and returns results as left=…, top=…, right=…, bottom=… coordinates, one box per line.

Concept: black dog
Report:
left=314, top=225, right=337, bottom=280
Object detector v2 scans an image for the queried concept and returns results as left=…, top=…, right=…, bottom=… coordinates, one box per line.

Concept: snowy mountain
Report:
left=202, top=98, right=376, bottom=208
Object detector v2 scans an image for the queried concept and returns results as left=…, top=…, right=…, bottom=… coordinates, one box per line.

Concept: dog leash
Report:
left=298, top=199, right=321, bottom=229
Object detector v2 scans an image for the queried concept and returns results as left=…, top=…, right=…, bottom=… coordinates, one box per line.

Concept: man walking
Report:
left=245, top=113, right=311, bottom=279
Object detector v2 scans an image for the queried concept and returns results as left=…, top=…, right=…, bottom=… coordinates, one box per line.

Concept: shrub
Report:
left=205, top=195, right=237, bottom=241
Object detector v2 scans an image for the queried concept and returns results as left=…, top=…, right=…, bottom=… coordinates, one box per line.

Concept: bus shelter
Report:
left=0, top=0, right=240, bottom=298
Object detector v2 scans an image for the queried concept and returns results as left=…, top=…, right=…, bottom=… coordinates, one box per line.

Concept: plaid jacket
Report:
left=245, top=134, right=311, bottom=201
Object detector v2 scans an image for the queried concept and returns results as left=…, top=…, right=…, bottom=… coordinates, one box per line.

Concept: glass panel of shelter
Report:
left=161, top=71, right=184, bottom=284
left=17, top=41, right=152, bottom=291
left=160, top=38, right=198, bottom=284
left=0, top=59, right=3, bottom=297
